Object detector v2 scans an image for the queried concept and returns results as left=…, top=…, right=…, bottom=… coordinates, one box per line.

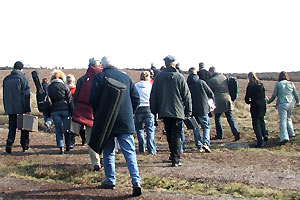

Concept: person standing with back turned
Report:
left=89, top=56, right=142, bottom=196
left=150, top=55, right=192, bottom=167
left=3, top=61, right=31, bottom=153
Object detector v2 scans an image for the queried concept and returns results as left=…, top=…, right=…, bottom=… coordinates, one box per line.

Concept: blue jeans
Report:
left=193, top=114, right=211, bottom=148
left=135, top=113, right=156, bottom=154
left=180, top=122, right=185, bottom=152
left=215, top=110, right=239, bottom=138
left=102, top=133, right=141, bottom=186
left=277, top=102, right=295, bottom=141
left=51, top=110, right=71, bottom=147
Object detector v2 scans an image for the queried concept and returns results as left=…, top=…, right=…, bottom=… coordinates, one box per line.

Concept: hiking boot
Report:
left=93, top=165, right=101, bottom=172
left=22, top=146, right=29, bottom=152
left=234, top=132, right=240, bottom=141
left=202, top=144, right=211, bottom=153
left=98, top=182, right=115, bottom=190
left=171, top=162, right=183, bottom=167
left=5, top=145, right=12, bottom=154
left=132, top=182, right=142, bottom=196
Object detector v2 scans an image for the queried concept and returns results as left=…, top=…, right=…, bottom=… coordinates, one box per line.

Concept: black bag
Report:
left=31, top=70, right=47, bottom=112
left=227, top=76, right=239, bottom=101
left=89, top=77, right=127, bottom=154
left=184, top=116, right=199, bottom=130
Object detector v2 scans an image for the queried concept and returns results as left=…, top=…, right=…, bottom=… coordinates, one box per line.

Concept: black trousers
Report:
left=252, top=116, right=267, bottom=146
left=163, top=117, right=183, bottom=164
left=7, top=114, right=30, bottom=149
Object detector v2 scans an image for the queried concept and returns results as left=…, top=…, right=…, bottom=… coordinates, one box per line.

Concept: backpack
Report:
left=227, top=76, right=239, bottom=101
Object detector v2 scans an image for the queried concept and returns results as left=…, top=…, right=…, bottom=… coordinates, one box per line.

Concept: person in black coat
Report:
left=48, top=70, right=74, bottom=154
left=187, top=67, right=214, bottom=153
left=3, top=61, right=31, bottom=153
left=197, top=62, right=211, bottom=84
left=245, top=72, right=268, bottom=147
left=89, top=56, right=142, bottom=196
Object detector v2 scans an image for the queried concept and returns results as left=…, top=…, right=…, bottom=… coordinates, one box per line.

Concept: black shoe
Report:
left=212, top=136, right=222, bottom=140
left=171, top=162, right=183, bottom=167
left=132, top=182, right=142, bottom=196
left=22, top=146, right=29, bottom=152
left=98, top=182, right=115, bottom=190
left=59, top=147, right=64, bottom=154
left=264, top=136, right=268, bottom=141
left=5, top=145, right=12, bottom=154
left=234, top=132, right=240, bottom=141
left=66, top=146, right=70, bottom=152
left=93, top=165, right=101, bottom=171
left=279, top=139, right=289, bottom=146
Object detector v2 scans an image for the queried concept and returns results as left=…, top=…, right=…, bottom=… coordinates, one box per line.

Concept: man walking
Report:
left=150, top=55, right=192, bottom=167
left=89, top=56, right=142, bottom=196
left=197, top=62, right=211, bottom=83
left=208, top=67, right=240, bottom=141
left=187, top=67, right=214, bottom=153
left=3, top=61, right=31, bottom=153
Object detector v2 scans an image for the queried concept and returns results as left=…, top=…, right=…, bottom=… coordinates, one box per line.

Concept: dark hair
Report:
left=14, top=61, right=23, bottom=70
left=208, top=66, right=216, bottom=73
left=199, top=62, right=204, bottom=69
left=278, top=71, right=290, bottom=82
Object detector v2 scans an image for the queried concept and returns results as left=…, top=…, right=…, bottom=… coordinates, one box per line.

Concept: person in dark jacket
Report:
left=89, top=56, right=142, bottom=196
left=41, top=77, right=53, bottom=129
left=150, top=55, right=192, bottom=167
left=197, top=62, right=211, bottom=84
left=72, top=58, right=102, bottom=171
left=48, top=70, right=74, bottom=154
left=3, top=61, right=31, bottom=153
left=245, top=72, right=268, bottom=147
left=187, top=67, right=214, bottom=153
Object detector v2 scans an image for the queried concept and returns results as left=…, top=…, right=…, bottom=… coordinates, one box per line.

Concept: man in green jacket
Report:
left=150, top=55, right=192, bottom=167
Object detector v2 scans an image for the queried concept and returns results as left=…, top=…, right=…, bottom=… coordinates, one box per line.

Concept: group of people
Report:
left=2, top=56, right=299, bottom=196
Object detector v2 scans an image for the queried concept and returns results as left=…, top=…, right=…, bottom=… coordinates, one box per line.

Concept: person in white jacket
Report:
left=134, top=71, right=156, bottom=154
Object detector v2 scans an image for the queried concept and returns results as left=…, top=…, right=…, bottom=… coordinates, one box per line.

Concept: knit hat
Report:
left=163, top=55, right=176, bottom=63
left=89, top=58, right=96, bottom=66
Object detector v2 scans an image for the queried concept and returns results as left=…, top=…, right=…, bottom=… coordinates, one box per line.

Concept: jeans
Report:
left=180, top=122, right=185, bottom=152
left=7, top=114, right=29, bottom=149
left=51, top=110, right=71, bottom=148
left=252, top=116, right=268, bottom=146
left=86, top=126, right=101, bottom=167
left=277, top=102, right=295, bottom=141
left=102, top=133, right=141, bottom=186
left=163, top=118, right=182, bottom=164
left=193, top=114, right=211, bottom=149
left=215, top=110, right=239, bottom=138
left=134, top=113, right=156, bottom=154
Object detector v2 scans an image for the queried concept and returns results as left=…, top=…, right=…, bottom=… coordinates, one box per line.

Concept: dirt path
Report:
left=1, top=126, right=300, bottom=199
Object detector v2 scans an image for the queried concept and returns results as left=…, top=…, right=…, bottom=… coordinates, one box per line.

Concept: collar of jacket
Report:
left=51, top=79, right=64, bottom=84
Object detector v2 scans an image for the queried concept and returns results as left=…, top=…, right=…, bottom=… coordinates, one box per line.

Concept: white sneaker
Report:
left=202, top=144, right=211, bottom=153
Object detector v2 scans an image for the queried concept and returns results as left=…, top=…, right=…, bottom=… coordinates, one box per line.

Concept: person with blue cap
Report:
left=150, top=55, right=192, bottom=167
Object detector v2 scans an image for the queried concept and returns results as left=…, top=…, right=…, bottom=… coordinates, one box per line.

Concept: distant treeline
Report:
left=127, top=68, right=300, bottom=82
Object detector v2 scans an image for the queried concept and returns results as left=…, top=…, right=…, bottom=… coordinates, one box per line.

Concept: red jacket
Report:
left=72, top=66, right=102, bottom=127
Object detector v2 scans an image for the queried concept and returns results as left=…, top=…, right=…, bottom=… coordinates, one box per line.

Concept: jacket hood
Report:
left=11, top=69, right=25, bottom=76
left=187, top=74, right=199, bottom=84
left=135, top=80, right=152, bottom=88
left=161, top=66, right=179, bottom=80
left=51, top=79, right=64, bottom=84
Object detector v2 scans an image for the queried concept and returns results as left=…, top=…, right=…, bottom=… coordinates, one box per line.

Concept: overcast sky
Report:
left=1, top=0, right=299, bottom=73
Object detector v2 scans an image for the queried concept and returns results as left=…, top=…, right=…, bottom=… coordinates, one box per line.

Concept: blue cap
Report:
left=163, top=55, right=176, bottom=63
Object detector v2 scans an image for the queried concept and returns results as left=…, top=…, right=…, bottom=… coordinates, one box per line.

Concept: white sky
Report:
left=0, top=0, right=300, bottom=73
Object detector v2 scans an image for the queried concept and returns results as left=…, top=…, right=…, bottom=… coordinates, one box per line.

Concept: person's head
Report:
left=42, top=77, right=49, bottom=83
left=14, top=61, right=23, bottom=70
left=188, top=67, right=197, bottom=75
left=88, top=57, right=96, bottom=67
left=140, top=71, right=151, bottom=81
left=175, top=63, right=180, bottom=69
left=101, top=56, right=114, bottom=69
left=51, top=69, right=66, bottom=82
left=278, top=71, right=290, bottom=81
left=247, top=72, right=259, bottom=84
left=208, top=66, right=216, bottom=76
left=199, top=62, right=204, bottom=70
left=66, top=74, right=76, bottom=85
left=163, top=55, right=176, bottom=68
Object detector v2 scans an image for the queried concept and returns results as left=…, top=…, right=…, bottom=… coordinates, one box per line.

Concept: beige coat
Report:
left=208, top=73, right=233, bottom=113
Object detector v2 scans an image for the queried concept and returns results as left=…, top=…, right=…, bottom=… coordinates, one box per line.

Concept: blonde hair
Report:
left=248, top=72, right=259, bottom=84
left=51, top=69, right=66, bottom=82
left=140, top=71, right=150, bottom=81
left=66, top=74, right=76, bottom=84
